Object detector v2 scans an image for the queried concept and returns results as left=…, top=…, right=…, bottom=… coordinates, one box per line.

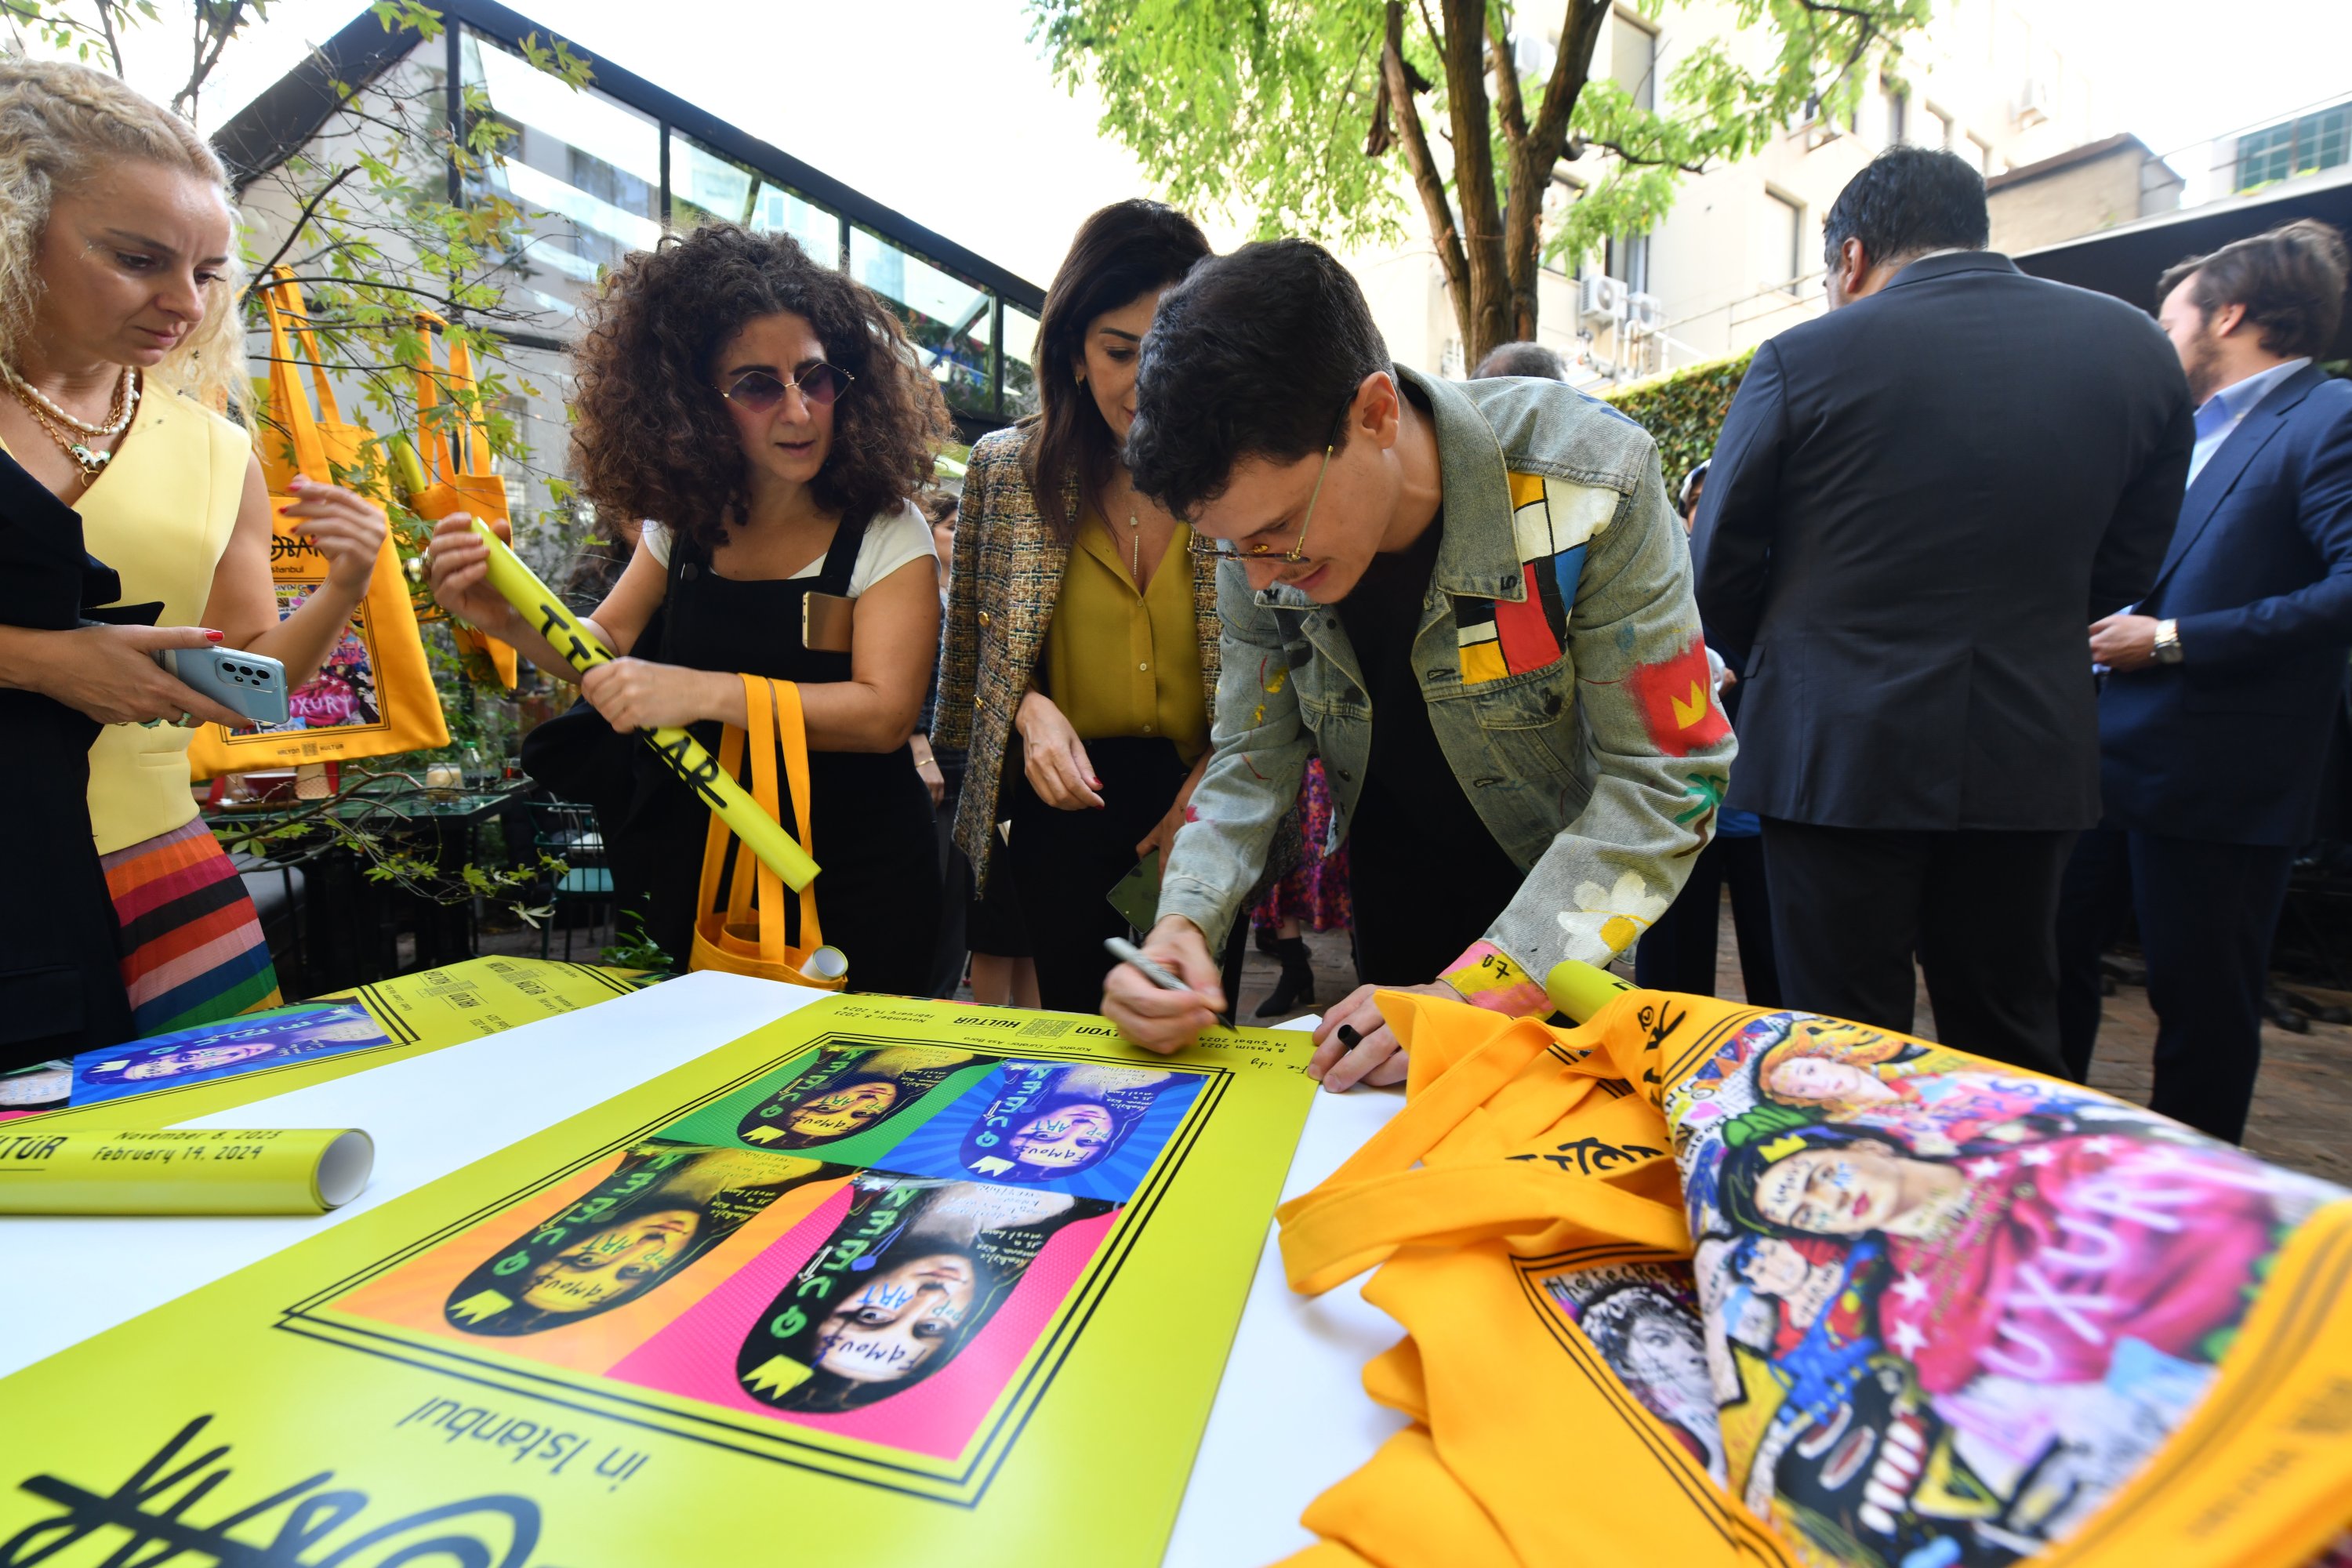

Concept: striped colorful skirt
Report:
left=101, top=818, right=282, bottom=1036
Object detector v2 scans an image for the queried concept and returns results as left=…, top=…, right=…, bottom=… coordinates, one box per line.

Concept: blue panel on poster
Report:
left=875, top=1060, right=1208, bottom=1202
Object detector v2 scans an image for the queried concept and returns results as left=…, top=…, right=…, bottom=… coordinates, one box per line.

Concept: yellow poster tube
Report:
left=463, top=519, right=818, bottom=891
left=0, top=1127, right=374, bottom=1215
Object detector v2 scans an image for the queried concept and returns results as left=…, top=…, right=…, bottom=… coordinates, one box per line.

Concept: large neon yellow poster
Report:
left=0, top=994, right=1317, bottom=1565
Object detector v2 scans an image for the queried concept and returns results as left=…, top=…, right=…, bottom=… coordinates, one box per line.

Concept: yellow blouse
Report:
left=1042, top=512, right=1210, bottom=762
left=3, top=390, right=250, bottom=854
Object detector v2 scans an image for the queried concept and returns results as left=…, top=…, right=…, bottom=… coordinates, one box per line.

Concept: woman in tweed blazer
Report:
left=933, top=201, right=1221, bottom=1011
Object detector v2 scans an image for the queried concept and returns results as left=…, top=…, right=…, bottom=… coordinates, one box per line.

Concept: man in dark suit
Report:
left=2058, top=220, right=2352, bottom=1142
left=1694, top=146, right=2194, bottom=1074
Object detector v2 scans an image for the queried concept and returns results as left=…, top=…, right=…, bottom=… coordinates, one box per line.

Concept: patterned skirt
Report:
left=101, top=818, right=282, bottom=1036
left=1251, top=758, right=1354, bottom=935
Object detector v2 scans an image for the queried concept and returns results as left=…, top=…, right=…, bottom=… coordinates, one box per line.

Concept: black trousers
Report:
left=1006, top=736, right=1243, bottom=1015
left=1634, top=833, right=1780, bottom=1005
left=1759, top=818, right=2073, bottom=1076
left=2055, top=826, right=2295, bottom=1143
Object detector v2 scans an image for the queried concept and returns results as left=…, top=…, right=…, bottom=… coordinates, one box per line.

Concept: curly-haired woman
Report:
left=933, top=200, right=1220, bottom=1013
left=429, top=225, right=950, bottom=992
left=0, top=60, right=388, bottom=1051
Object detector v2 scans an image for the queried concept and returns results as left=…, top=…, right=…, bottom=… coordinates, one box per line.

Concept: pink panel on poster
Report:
left=608, top=1198, right=1118, bottom=1460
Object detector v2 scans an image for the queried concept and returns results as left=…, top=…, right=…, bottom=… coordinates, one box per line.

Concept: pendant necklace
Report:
left=1124, top=514, right=1142, bottom=583
left=3, top=363, right=139, bottom=481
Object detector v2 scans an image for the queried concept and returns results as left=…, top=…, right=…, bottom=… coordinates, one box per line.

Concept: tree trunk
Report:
left=1439, top=0, right=1512, bottom=362
left=1497, top=0, right=1612, bottom=346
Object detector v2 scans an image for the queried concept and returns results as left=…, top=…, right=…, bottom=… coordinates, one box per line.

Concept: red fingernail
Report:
left=204, top=630, right=223, bottom=641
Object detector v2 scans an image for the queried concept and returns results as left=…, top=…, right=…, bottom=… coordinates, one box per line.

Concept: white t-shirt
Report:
left=641, top=501, right=937, bottom=598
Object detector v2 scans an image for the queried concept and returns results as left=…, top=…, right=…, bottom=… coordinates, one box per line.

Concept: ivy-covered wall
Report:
left=1602, top=348, right=1757, bottom=496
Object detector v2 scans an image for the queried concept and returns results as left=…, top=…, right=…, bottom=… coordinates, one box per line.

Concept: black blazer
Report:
left=2100, top=365, right=2352, bottom=845
left=1694, top=251, right=2194, bottom=831
left=0, top=452, right=136, bottom=1060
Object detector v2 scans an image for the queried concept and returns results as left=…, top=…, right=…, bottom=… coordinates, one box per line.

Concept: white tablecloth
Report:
left=0, top=974, right=1403, bottom=1566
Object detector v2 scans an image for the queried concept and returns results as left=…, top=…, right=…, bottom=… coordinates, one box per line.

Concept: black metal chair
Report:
left=527, top=800, right=612, bottom=960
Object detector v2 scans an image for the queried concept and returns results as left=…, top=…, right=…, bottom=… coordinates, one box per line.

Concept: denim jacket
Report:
left=1157, top=365, right=1736, bottom=1007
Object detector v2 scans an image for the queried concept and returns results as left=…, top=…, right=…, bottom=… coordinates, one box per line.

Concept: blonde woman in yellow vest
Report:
left=0, top=61, right=387, bottom=1040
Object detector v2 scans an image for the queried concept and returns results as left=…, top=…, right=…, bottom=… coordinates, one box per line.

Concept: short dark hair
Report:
left=1025, top=199, right=1210, bottom=542
left=1821, top=146, right=1988, bottom=270
left=1472, top=340, right=1566, bottom=380
left=2158, top=219, right=2350, bottom=361
left=1126, top=238, right=1388, bottom=520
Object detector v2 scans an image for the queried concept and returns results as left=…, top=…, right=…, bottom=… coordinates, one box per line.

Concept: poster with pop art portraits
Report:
left=0, top=994, right=1317, bottom=1568
left=1643, top=1007, right=2352, bottom=1567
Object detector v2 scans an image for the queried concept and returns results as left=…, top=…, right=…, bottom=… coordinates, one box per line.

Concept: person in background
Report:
left=0, top=60, right=389, bottom=1038
left=2057, top=220, right=2352, bottom=1143
left=933, top=200, right=1224, bottom=1014
left=430, top=224, right=948, bottom=995
left=1636, top=460, right=1780, bottom=1005
left=1102, top=239, right=1730, bottom=1088
left=920, top=486, right=1038, bottom=1007
left=1471, top=340, right=1568, bottom=381
left=916, top=487, right=967, bottom=997
left=1694, top=146, right=2193, bottom=1075
left=1245, top=758, right=1351, bottom=1018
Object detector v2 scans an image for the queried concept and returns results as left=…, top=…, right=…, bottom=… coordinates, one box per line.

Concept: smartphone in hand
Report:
left=155, top=645, right=289, bottom=728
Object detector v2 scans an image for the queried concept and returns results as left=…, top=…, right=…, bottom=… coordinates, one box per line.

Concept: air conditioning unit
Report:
left=1579, top=273, right=1628, bottom=326
left=2015, top=77, right=2053, bottom=127
left=1624, top=292, right=1664, bottom=334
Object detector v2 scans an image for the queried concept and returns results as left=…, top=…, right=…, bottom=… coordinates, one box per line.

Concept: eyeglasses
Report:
left=1188, top=398, right=1352, bottom=564
left=723, top=362, right=852, bottom=412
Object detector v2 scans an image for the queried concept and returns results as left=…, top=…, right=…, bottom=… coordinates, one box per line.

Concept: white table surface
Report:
left=0, top=975, right=1404, bottom=1566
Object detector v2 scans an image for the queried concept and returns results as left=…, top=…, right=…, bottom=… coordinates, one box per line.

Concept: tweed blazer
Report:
left=935, top=423, right=1223, bottom=890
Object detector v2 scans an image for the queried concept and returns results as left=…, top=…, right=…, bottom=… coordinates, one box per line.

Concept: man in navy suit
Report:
left=2060, top=219, right=2352, bottom=1142
left=1696, top=147, right=2192, bottom=1075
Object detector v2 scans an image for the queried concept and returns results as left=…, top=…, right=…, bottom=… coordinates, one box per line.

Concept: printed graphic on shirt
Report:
left=1662, top=1008, right=2350, bottom=1567
left=1539, top=1262, right=1728, bottom=1484
left=1454, top=471, right=1612, bottom=684
left=874, top=1061, right=1207, bottom=1201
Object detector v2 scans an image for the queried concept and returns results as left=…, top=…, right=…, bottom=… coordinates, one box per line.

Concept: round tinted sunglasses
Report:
left=723, top=362, right=853, bottom=412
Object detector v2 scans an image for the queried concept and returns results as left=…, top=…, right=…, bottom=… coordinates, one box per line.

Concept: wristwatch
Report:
left=2154, top=619, right=2183, bottom=666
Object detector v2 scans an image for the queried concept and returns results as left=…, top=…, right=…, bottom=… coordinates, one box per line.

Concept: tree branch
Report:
left=241, top=165, right=359, bottom=298
left=177, top=0, right=252, bottom=118
left=89, top=0, right=123, bottom=74
left=1584, top=136, right=1708, bottom=174
left=1377, top=0, right=1472, bottom=352
left=1489, top=3, right=1527, bottom=144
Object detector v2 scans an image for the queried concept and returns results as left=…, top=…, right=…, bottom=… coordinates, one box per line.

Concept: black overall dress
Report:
left=622, top=510, right=940, bottom=995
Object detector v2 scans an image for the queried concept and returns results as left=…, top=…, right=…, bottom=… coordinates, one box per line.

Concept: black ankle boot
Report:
left=1256, top=936, right=1316, bottom=1018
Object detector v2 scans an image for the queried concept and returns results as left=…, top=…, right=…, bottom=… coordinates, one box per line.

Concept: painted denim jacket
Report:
left=1157, top=365, right=1736, bottom=1011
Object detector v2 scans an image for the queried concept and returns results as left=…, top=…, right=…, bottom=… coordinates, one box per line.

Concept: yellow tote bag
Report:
left=187, top=272, right=447, bottom=776
left=1276, top=990, right=2352, bottom=1568
left=688, top=677, right=847, bottom=993
left=406, top=312, right=518, bottom=689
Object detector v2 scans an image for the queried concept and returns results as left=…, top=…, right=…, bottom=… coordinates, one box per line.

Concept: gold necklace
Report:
left=3, top=361, right=136, bottom=437
left=4, top=367, right=137, bottom=481
left=1125, top=514, right=1142, bottom=582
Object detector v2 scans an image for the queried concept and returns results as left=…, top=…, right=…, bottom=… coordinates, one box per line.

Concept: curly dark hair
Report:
left=569, top=223, right=951, bottom=551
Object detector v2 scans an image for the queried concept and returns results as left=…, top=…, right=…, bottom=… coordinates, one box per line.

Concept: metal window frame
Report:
left=223, top=0, right=1045, bottom=433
